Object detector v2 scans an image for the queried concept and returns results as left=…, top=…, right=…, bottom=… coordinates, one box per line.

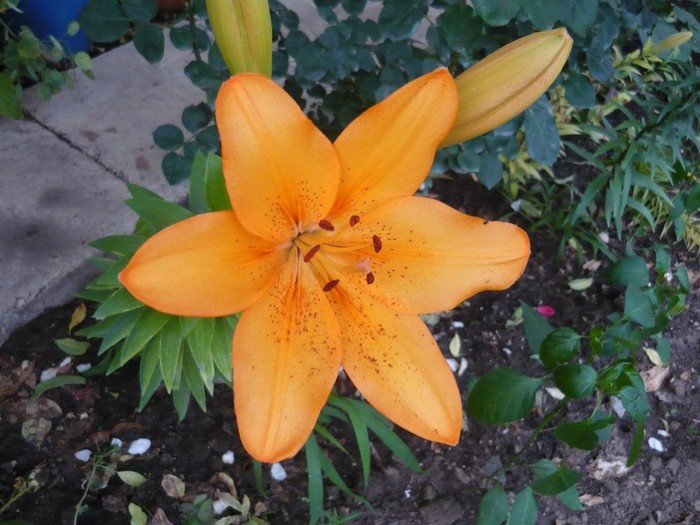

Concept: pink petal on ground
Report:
left=536, top=305, right=556, bottom=317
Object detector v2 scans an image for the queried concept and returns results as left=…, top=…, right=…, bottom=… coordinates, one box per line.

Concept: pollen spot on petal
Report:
left=366, top=272, right=375, bottom=285
left=303, top=244, right=321, bottom=262
left=319, top=219, right=335, bottom=231
left=323, top=279, right=340, bottom=292
left=350, top=215, right=360, bottom=227
left=483, top=220, right=489, bottom=225
left=372, top=235, right=382, bottom=253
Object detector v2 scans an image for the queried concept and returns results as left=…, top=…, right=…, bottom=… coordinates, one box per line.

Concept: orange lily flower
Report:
left=119, top=68, right=530, bottom=462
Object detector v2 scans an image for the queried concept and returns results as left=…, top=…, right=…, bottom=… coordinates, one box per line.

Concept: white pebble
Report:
left=502, top=348, right=512, bottom=356
left=657, top=429, right=670, bottom=438
left=75, top=449, right=92, bottom=462
left=599, top=231, right=610, bottom=243
left=111, top=438, right=123, bottom=448
left=270, top=462, right=287, bottom=481
left=212, top=499, right=229, bottom=515
left=76, top=363, right=92, bottom=372
left=40, top=368, right=57, bottom=382
left=404, top=488, right=412, bottom=499
left=457, top=358, right=468, bottom=377
left=128, top=438, right=152, bottom=455
left=611, top=396, right=626, bottom=418
left=546, top=387, right=566, bottom=400
left=59, top=357, right=72, bottom=368
left=648, top=437, right=664, bottom=452
left=79, top=413, right=89, bottom=420
left=451, top=321, right=465, bottom=329
left=222, top=450, right=235, bottom=464
left=446, top=358, right=459, bottom=372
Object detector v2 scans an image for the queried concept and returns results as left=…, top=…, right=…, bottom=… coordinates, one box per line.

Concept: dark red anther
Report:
left=303, top=244, right=321, bottom=262
left=350, top=215, right=360, bottom=227
left=372, top=234, right=382, bottom=253
left=366, top=272, right=375, bottom=285
left=319, top=219, right=335, bottom=231
left=323, top=279, right=340, bottom=292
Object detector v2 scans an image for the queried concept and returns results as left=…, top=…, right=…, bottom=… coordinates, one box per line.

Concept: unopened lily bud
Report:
left=651, top=31, right=693, bottom=54
left=440, top=28, right=573, bottom=148
left=206, top=0, right=272, bottom=76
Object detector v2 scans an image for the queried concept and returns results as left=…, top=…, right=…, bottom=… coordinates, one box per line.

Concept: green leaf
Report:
left=78, top=0, right=130, bottom=43
left=559, top=0, right=598, bottom=36
left=469, top=368, right=543, bottom=424
left=90, top=234, right=145, bottom=256
left=305, top=434, right=324, bottom=525
left=377, top=0, right=428, bottom=40
left=553, top=364, right=597, bottom=399
left=182, top=344, right=207, bottom=411
left=54, top=338, right=90, bottom=356
left=473, top=0, right=522, bottom=26
left=189, top=152, right=231, bottom=213
left=319, top=450, right=370, bottom=508
left=653, top=337, right=671, bottom=366
left=524, top=97, right=560, bottom=166
left=117, top=470, right=148, bottom=487
left=122, top=0, right=157, bottom=22
left=94, top=288, right=143, bottom=319
left=98, top=308, right=143, bottom=354
left=186, top=320, right=216, bottom=394
left=0, top=71, right=22, bottom=119
left=477, top=152, right=503, bottom=189
left=437, top=4, right=480, bottom=52
left=153, top=124, right=184, bottom=151
left=476, top=485, right=508, bottom=525
left=521, top=302, right=553, bottom=355
left=31, top=375, right=86, bottom=401
left=139, top=333, right=161, bottom=394
left=508, top=486, right=538, bottom=525
left=160, top=319, right=184, bottom=392
left=161, top=152, right=194, bottom=185
left=125, top=194, right=192, bottom=230
left=618, top=385, right=650, bottom=422
left=627, top=421, right=645, bottom=466
left=133, top=24, right=164, bottom=64
left=210, top=317, right=234, bottom=382
left=624, top=286, right=655, bottom=327
left=539, top=328, right=581, bottom=370
left=120, top=308, right=171, bottom=365
left=172, top=381, right=190, bottom=421
left=531, top=465, right=581, bottom=496
left=328, top=395, right=371, bottom=487
left=522, top=0, right=565, bottom=29
left=563, top=73, right=595, bottom=109
left=553, top=415, right=613, bottom=450
left=182, top=103, right=212, bottom=133
left=604, top=256, right=649, bottom=287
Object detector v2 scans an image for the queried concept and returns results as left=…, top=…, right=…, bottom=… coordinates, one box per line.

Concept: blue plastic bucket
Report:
left=6, top=0, right=91, bottom=53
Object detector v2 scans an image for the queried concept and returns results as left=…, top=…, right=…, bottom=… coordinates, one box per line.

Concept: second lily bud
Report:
left=441, top=28, right=573, bottom=148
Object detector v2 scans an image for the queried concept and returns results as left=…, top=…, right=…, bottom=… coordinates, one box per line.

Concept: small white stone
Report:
left=270, top=462, right=287, bottom=481
left=502, top=347, right=512, bottom=356
left=657, top=429, right=670, bottom=438
left=457, top=358, right=468, bottom=377
left=648, top=437, right=664, bottom=452
left=611, top=396, right=626, bottom=418
left=664, top=271, right=673, bottom=283
left=222, top=450, right=235, bottom=464
left=599, top=231, right=610, bottom=243
left=446, top=358, right=459, bottom=372
left=111, top=438, right=123, bottom=448
left=451, top=321, right=465, bottom=329
left=59, top=357, right=72, bottom=368
left=546, top=387, right=566, bottom=400
left=75, top=449, right=92, bottom=462
left=79, top=413, right=89, bottom=420
left=40, top=368, right=57, bottom=382
left=76, top=363, right=92, bottom=372
left=511, top=199, right=522, bottom=211
left=128, top=438, right=152, bottom=455
left=404, top=489, right=412, bottom=499
left=212, top=499, right=229, bottom=515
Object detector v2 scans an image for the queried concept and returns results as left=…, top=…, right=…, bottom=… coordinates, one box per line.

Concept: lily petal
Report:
left=338, top=196, right=530, bottom=314
left=217, top=73, right=341, bottom=241
left=233, top=253, right=343, bottom=462
left=330, top=284, right=462, bottom=445
left=119, top=211, right=285, bottom=316
left=330, top=68, right=457, bottom=221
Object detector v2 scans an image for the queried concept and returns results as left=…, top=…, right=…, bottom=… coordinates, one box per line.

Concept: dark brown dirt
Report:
left=1, top=178, right=698, bottom=525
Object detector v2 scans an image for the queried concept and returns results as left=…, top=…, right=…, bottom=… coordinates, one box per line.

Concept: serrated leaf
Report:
left=134, top=23, right=164, bottom=64
left=604, top=256, right=648, bottom=287
left=477, top=485, right=508, bottom=525
left=182, top=103, right=212, bottom=133
left=54, top=338, right=90, bottom=356
left=553, top=415, right=613, bottom=450
left=522, top=0, right=565, bottom=29
left=559, top=0, right=598, bottom=36
left=563, top=73, right=596, bottom=109
left=117, top=470, right=148, bottom=487
left=539, top=328, right=581, bottom=370
left=618, top=385, right=650, bottom=422
left=437, top=3, right=480, bottom=52
left=477, top=152, right=504, bottom=189
left=122, top=0, right=157, bottom=22
left=469, top=368, right=543, bottom=424
left=624, top=286, right=655, bottom=327
left=377, top=0, right=428, bottom=40
left=531, top=465, right=581, bottom=495
left=161, top=152, right=193, bottom=185
left=554, top=364, right=597, bottom=399
left=521, top=302, right=553, bottom=355
left=509, top=486, right=538, bottom=525
left=78, top=0, right=129, bottom=43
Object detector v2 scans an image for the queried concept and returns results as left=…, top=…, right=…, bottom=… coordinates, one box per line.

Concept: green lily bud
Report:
left=206, top=0, right=272, bottom=76
left=441, top=28, right=573, bottom=148
left=651, top=31, right=693, bottom=54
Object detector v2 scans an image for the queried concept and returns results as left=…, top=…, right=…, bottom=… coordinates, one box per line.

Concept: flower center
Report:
left=293, top=215, right=382, bottom=292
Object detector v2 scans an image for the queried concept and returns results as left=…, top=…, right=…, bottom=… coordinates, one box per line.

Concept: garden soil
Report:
left=1, top=177, right=698, bottom=525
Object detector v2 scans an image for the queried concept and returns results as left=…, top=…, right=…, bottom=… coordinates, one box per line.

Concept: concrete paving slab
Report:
left=0, top=118, right=134, bottom=345
left=23, top=36, right=202, bottom=203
